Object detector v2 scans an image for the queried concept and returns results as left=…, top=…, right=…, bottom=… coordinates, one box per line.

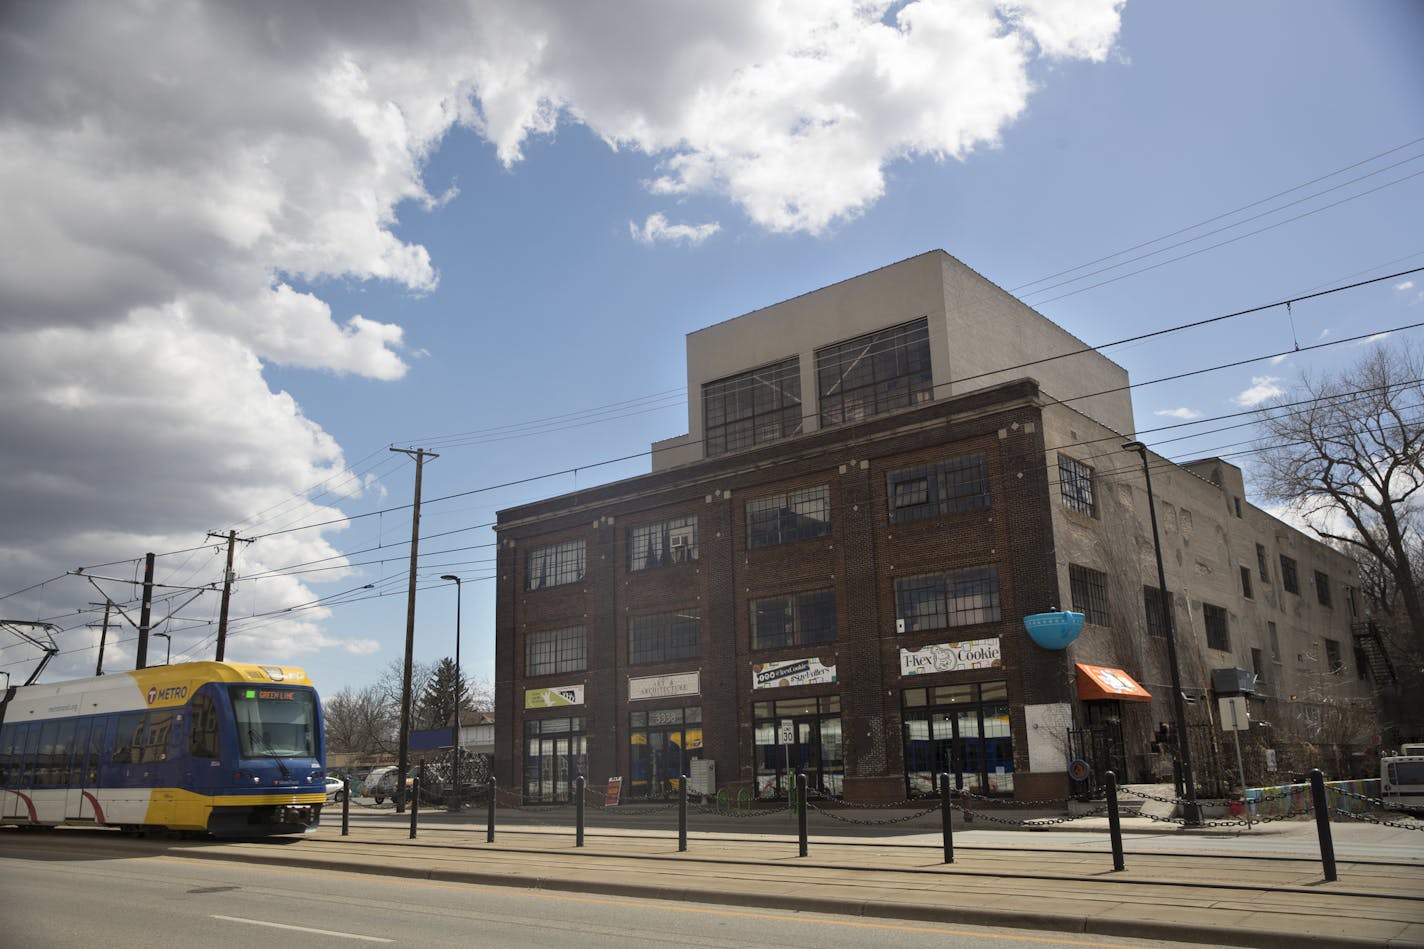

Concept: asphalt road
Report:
left=0, top=841, right=1213, bottom=949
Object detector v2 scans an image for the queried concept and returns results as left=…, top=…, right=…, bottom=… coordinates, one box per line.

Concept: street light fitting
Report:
left=1121, top=440, right=1145, bottom=453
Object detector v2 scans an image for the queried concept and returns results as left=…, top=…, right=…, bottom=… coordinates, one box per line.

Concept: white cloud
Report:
left=472, top=0, right=1124, bottom=233
left=1154, top=407, right=1202, bottom=420
left=1234, top=375, right=1285, bottom=407
left=630, top=213, right=722, bottom=246
left=1395, top=280, right=1415, bottom=292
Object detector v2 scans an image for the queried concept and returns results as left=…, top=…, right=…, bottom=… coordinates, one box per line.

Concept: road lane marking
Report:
left=211, top=915, right=393, bottom=942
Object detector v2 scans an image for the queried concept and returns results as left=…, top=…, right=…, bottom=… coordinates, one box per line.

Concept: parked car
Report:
left=325, top=775, right=347, bottom=802
left=366, top=766, right=414, bottom=804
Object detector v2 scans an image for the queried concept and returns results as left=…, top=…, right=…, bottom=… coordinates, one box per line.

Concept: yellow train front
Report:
left=0, top=662, right=328, bottom=837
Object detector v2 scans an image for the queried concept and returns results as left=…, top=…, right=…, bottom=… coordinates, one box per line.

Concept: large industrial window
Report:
left=894, top=567, right=1000, bottom=632
left=526, top=539, right=585, bottom=591
left=750, top=589, right=837, bottom=649
left=746, top=485, right=831, bottom=549
left=1058, top=454, right=1096, bottom=517
left=629, top=609, right=702, bottom=665
left=1325, top=638, right=1343, bottom=674
left=1240, top=565, right=1253, bottom=599
left=526, top=626, right=587, bottom=677
left=885, top=452, right=990, bottom=522
left=703, top=357, right=803, bottom=457
left=816, top=318, right=933, bottom=427
left=1143, top=586, right=1172, bottom=637
left=1314, top=570, right=1332, bottom=607
left=1256, top=543, right=1270, bottom=582
left=1280, top=554, right=1300, bottom=594
left=1069, top=564, right=1110, bottom=626
left=629, top=515, right=698, bottom=571
left=1203, top=603, right=1229, bottom=651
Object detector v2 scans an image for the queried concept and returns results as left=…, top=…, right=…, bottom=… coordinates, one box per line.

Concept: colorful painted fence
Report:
left=1242, top=778, right=1381, bottom=817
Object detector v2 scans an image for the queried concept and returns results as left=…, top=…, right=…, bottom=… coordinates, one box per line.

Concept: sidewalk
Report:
left=159, top=804, right=1424, bottom=948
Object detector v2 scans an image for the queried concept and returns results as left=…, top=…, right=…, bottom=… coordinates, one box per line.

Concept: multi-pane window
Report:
left=1203, top=603, right=1229, bottom=651
left=816, top=318, right=933, bottom=427
left=1058, top=454, right=1096, bottom=517
left=525, top=626, right=587, bottom=677
left=1069, top=564, right=1110, bottom=626
left=1314, top=570, right=1332, bottom=607
left=1325, top=638, right=1343, bottom=674
left=1354, top=642, right=1370, bottom=680
left=703, top=357, right=802, bottom=457
left=1345, top=585, right=1359, bottom=618
left=629, top=609, right=702, bottom=665
left=1143, top=586, right=1172, bottom=637
left=895, top=567, right=1001, bottom=633
left=750, top=589, right=837, bottom=649
left=629, top=515, right=698, bottom=571
left=526, top=539, right=585, bottom=591
left=1280, top=554, right=1299, bottom=594
left=747, top=485, right=831, bottom=549
left=1256, top=543, right=1270, bottom=582
left=886, top=453, right=990, bottom=522
left=1240, top=565, right=1253, bottom=599
left=1251, top=647, right=1266, bottom=689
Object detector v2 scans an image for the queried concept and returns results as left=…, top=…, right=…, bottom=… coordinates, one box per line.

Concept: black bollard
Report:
left=1309, top=769, right=1338, bottom=882
left=486, top=777, right=496, bottom=843
left=1106, top=770, right=1125, bottom=872
left=797, top=772, right=809, bottom=858
left=409, top=776, right=420, bottom=839
left=576, top=774, right=585, bottom=847
left=678, top=774, right=688, bottom=852
left=341, top=776, right=350, bottom=837
left=940, top=772, right=954, bottom=864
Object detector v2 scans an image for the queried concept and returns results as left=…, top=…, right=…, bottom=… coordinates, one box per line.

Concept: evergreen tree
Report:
left=415, top=656, right=471, bottom=730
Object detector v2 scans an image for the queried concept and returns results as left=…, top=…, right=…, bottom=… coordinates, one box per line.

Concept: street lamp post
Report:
left=439, top=574, right=463, bottom=812
left=1122, top=441, right=1200, bottom=824
left=154, top=632, right=171, bottom=665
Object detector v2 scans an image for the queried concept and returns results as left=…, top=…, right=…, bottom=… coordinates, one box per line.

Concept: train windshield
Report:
left=229, top=686, right=318, bottom=758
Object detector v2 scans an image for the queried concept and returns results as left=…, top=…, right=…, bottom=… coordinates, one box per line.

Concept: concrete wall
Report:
left=1038, top=400, right=1370, bottom=771
left=655, top=250, right=1133, bottom=472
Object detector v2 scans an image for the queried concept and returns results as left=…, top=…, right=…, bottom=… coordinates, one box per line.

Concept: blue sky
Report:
left=2, top=0, right=1421, bottom=699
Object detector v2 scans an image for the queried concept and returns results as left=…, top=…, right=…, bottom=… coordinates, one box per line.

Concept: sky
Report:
left=2, top=0, right=1422, bottom=699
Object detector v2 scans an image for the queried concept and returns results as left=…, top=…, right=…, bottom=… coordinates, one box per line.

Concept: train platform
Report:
left=152, top=802, right=1424, bottom=948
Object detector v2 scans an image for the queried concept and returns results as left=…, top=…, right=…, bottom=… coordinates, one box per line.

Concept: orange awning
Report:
left=1076, top=663, right=1152, bottom=703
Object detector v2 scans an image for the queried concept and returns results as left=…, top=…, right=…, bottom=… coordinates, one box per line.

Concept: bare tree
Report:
left=323, top=683, right=398, bottom=755
left=1253, top=342, right=1424, bottom=657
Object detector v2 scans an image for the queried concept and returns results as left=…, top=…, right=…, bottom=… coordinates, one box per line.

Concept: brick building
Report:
left=494, top=251, right=1377, bottom=805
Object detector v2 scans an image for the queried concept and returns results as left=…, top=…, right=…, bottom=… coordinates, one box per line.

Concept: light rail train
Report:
left=0, top=661, right=327, bottom=836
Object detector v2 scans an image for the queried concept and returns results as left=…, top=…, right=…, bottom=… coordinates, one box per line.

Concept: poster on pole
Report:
left=604, top=776, right=623, bottom=806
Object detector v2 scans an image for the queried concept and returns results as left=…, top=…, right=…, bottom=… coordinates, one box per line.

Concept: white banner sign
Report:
left=752, top=657, right=837, bottom=690
left=900, top=638, right=1001, bottom=676
left=628, top=671, right=701, bottom=702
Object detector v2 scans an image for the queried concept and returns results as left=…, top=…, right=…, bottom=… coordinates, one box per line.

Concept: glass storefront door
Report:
left=753, top=695, right=843, bottom=800
left=628, top=706, right=702, bottom=801
left=902, top=680, right=1012, bottom=797
left=523, top=717, right=586, bottom=804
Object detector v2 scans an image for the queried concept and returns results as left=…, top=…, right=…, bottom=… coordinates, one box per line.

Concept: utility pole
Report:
left=391, top=446, right=437, bottom=813
left=208, top=530, right=253, bottom=661
left=136, top=552, right=155, bottom=669
left=92, top=601, right=113, bottom=676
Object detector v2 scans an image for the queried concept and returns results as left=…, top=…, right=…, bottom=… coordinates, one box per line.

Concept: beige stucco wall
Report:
left=1039, top=400, right=1369, bottom=738
left=655, top=250, right=1133, bottom=472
